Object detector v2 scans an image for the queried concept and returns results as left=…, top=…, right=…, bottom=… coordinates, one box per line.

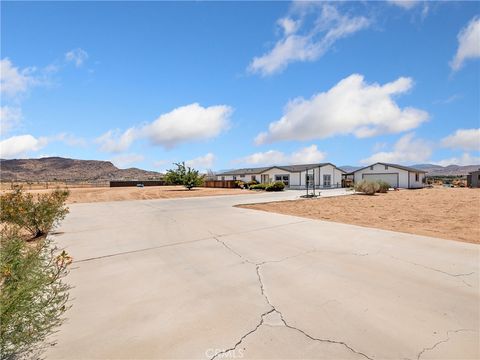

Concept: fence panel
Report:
left=203, top=180, right=238, bottom=188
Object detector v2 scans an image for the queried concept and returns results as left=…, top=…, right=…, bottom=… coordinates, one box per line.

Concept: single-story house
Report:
left=216, top=163, right=346, bottom=189
left=466, top=169, right=480, bottom=188
left=348, top=162, right=426, bottom=189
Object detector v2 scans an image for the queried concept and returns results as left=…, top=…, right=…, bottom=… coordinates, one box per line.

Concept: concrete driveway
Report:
left=46, top=190, right=479, bottom=360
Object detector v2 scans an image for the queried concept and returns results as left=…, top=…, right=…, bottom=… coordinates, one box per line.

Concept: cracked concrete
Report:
left=45, top=190, right=479, bottom=359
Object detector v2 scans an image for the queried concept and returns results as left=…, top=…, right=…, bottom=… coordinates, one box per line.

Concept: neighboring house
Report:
left=466, top=170, right=480, bottom=188
left=349, top=162, right=426, bottom=189
left=216, top=163, right=345, bottom=189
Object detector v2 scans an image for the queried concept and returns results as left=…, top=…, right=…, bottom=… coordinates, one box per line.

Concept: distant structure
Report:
left=466, top=170, right=480, bottom=188
left=110, top=180, right=165, bottom=187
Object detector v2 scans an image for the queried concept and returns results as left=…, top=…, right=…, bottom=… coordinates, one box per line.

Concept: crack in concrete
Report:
left=210, top=308, right=275, bottom=360
left=278, top=314, right=374, bottom=360
left=416, top=329, right=476, bottom=360
left=75, top=221, right=306, bottom=264
left=212, top=237, right=374, bottom=360
left=386, top=255, right=475, bottom=287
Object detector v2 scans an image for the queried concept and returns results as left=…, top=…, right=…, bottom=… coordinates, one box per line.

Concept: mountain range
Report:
left=339, top=164, right=479, bottom=176
left=0, top=157, right=163, bottom=182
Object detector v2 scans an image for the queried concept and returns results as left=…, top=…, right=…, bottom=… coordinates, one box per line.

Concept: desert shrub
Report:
left=354, top=180, right=379, bottom=195
left=0, top=187, right=70, bottom=238
left=164, top=162, right=204, bottom=190
left=376, top=181, right=390, bottom=193
left=247, top=180, right=258, bottom=187
left=235, top=180, right=246, bottom=189
left=0, top=227, right=72, bottom=360
left=250, top=183, right=268, bottom=190
left=265, top=181, right=285, bottom=192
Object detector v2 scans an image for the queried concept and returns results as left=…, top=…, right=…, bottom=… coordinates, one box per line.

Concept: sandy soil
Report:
left=238, top=187, right=480, bottom=244
left=8, top=186, right=251, bottom=204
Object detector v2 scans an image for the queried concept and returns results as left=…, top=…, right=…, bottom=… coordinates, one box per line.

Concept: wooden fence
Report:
left=203, top=180, right=238, bottom=188
left=110, top=180, right=165, bottom=187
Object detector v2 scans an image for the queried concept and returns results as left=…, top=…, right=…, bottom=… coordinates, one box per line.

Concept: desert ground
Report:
left=238, top=187, right=480, bottom=244
left=45, top=190, right=479, bottom=360
left=2, top=185, right=252, bottom=203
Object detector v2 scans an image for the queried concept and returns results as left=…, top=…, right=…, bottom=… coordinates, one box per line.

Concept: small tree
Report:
left=0, top=187, right=69, bottom=239
left=164, top=162, right=204, bottom=190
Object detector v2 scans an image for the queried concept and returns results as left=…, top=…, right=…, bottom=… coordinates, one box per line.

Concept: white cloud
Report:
left=0, top=58, right=36, bottom=99
left=277, top=17, right=300, bottom=36
left=248, top=4, right=370, bottom=76
left=0, top=106, right=22, bottom=135
left=65, top=48, right=89, bottom=67
left=450, top=16, right=480, bottom=71
left=0, top=134, right=48, bottom=159
left=142, top=103, right=232, bottom=148
left=185, top=153, right=216, bottom=170
left=434, top=153, right=480, bottom=167
left=111, top=153, right=145, bottom=168
left=97, top=103, right=232, bottom=153
left=388, top=0, right=420, bottom=10
left=360, top=133, right=431, bottom=164
left=95, top=128, right=137, bottom=153
left=255, top=74, right=428, bottom=144
left=441, top=128, right=480, bottom=152
left=235, top=144, right=326, bottom=166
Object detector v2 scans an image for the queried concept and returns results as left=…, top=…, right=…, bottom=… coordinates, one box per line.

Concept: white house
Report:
left=216, top=163, right=346, bottom=189
left=349, top=162, right=426, bottom=189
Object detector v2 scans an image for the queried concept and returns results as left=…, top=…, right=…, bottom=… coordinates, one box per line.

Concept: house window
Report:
left=221, top=176, right=225, bottom=181
left=478, top=174, right=480, bottom=181
left=233, top=176, right=237, bottom=180
left=323, top=174, right=331, bottom=187
left=415, top=173, right=419, bottom=182
left=370, top=166, right=374, bottom=170
left=240, top=174, right=245, bottom=178
left=251, top=175, right=256, bottom=181
left=275, top=174, right=289, bottom=186
left=385, top=165, right=388, bottom=170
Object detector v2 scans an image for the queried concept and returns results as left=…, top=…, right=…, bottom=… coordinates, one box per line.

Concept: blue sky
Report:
left=1, top=1, right=479, bottom=171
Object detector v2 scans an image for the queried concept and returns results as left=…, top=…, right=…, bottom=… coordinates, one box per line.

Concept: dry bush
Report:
left=355, top=180, right=380, bottom=195
left=376, top=181, right=390, bottom=193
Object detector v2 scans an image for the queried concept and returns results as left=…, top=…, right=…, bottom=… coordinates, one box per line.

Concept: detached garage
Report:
left=351, top=162, right=426, bottom=189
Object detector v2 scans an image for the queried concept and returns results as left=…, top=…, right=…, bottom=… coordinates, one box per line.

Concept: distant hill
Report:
left=0, top=157, right=163, bottom=182
left=411, top=164, right=480, bottom=176
left=339, top=165, right=361, bottom=173
left=339, top=163, right=479, bottom=176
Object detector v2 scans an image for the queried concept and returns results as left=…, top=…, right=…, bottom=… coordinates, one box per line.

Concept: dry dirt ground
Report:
left=6, top=186, right=251, bottom=204
left=238, top=187, right=480, bottom=244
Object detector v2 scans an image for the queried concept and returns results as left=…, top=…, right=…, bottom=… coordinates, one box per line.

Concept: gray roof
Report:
left=216, top=163, right=345, bottom=176
left=349, top=162, right=427, bottom=174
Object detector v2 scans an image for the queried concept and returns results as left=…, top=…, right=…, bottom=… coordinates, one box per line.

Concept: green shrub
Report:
left=247, top=180, right=258, bottom=187
left=376, top=180, right=390, bottom=193
left=354, top=180, right=379, bottom=195
left=0, top=187, right=70, bottom=238
left=1, top=229, right=72, bottom=358
left=265, top=181, right=285, bottom=192
left=164, top=162, right=204, bottom=190
left=250, top=183, right=267, bottom=190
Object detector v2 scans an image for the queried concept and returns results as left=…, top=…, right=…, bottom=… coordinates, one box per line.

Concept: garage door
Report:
left=363, top=173, right=398, bottom=188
